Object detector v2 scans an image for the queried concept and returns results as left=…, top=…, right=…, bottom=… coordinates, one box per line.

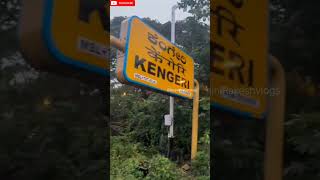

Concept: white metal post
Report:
left=169, top=5, right=178, bottom=138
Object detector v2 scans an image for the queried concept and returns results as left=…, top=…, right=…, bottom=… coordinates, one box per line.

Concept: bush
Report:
left=110, top=136, right=187, bottom=180
left=191, top=131, right=210, bottom=178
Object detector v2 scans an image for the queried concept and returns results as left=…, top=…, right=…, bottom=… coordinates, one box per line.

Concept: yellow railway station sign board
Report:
left=211, top=0, right=269, bottom=118
left=19, top=0, right=109, bottom=77
left=117, top=16, right=194, bottom=99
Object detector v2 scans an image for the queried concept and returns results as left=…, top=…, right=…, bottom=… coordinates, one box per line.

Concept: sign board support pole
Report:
left=168, top=5, right=178, bottom=139
left=191, top=79, right=200, bottom=160
left=110, top=35, right=125, bottom=52
left=264, top=56, right=285, bottom=180
left=167, top=5, right=178, bottom=158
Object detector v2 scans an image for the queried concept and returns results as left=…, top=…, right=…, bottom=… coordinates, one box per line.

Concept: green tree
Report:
left=178, top=0, right=210, bottom=22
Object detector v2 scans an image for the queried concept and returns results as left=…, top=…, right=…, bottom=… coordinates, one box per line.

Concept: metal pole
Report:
left=169, top=5, right=178, bottom=138
left=110, top=35, right=125, bottom=52
left=166, top=4, right=178, bottom=159
left=191, top=79, right=200, bottom=160
left=264, top=55, right=285, bottom=180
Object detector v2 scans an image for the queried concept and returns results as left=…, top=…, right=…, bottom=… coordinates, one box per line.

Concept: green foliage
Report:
left=283, top=113, right=320, bottom=180
left=191, top=131, right=210, bottom=178
left=110, top=81, right=210, bottom=179
left=110, top=83, right=210, bottom=161
left=286, top=113, right=320, bottom=154
left=269, top=1, right=320, bottom=179
left=270, top=0, right=320, bottom=81
left=0, top=75, right=107, bottom=179
left=111, top=136, right=145, bottom=179
left=146, top=155, right=183, bottom=180
left=111, top=136, right=187, bottom=180
left=0, top=61, right=108, bottom=179
left=178, top=0, right=210, bottom=22
left=0, top=0, right=20, bottom=57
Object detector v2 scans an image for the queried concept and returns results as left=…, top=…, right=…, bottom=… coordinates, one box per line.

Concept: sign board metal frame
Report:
left=117, top=16, right=195, bottom=99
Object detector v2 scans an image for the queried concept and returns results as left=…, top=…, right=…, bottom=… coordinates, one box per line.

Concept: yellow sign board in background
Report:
left=211, top=0, right=269, bottom=118
left=117, top=16, right=194, bottom=99
left=44, top=0, right=109, bottom=76
left=19, top=0, right=109, bottom=77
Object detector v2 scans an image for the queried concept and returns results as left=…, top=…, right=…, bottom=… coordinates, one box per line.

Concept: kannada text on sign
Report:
left=120, top=17, right=194, bottom=99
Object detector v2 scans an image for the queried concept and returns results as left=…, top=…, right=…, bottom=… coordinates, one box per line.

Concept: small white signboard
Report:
left=164, top=114, right=172, bottom=126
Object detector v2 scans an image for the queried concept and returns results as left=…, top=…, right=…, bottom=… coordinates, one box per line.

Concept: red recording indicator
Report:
left=110, top=0, right=135, bottom=6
